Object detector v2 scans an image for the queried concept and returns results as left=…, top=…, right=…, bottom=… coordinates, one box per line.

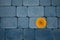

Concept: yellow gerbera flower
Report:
left=35, top=17, right=47, bottom=28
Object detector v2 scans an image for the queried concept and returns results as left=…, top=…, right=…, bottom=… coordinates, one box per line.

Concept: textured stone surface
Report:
left=28, top=6, right=44, bottom=17
left=0, top=29, right=5, bottom=40
left=57, top=6, right=60, bottom=17
left=6, top=29, right=23, bottom=40
left=18, top=18, right=28, bottom=28
left=0, top=0, right=60, bottom=40
left=45, top=6, right=56, bottom=17
left=0, top=17, right=17, bottom=28
left=17, top=7, right=28, bottom=17
left=24, top=29, right=35, bottom=40
left=12, top=0, right=22, bottom=6
left=0, top=7, right=16, bottom=17
left=58, top=18, right=60, bottom=28
left=29, top=18, right=37, bottom=28
left=52, top=0, right=60, bottom=6
left=23, top=0, right=39, bottom=6
left=47, top=17, right=58, bottom=28
left=35, top=29, right=53, bottom=40
left=40, top=0, right=51, bottom=6
left=0, top=0, right=11, bottom=6
left=52, top=29, right=60, bottom=40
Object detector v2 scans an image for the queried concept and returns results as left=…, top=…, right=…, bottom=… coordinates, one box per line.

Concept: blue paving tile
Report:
left=40, top=0, right=51, bottom=6
left=58, top=18, right=60, bottom=28
left=45, top=7, right=56, bottom=17
left=52, top=29, right=60, bottom=40
left=23, top=0, right=39, bottom=6
left=47, top=17, right=58, bottom=28
left=12, top=0, right=22, bottom=6
left=0, top=17, right=17, bottom=28
left=29, top=18, right=37, bottom=28
left=0, top=29, right=5, bottom=40
left=29, top=17, right=47, bottom=28
left=24, top=29, right=34, bottom=40
left=28, top=6, right=44, bottom=17
left=0, top=0, right=11, bottom=6
left=52, top=0, right=60, bottom=6
left=57, top=6, right=60, bottom=17
left=17, top=7, right=28, bottom=17
left=35, top=29, right=53, bottom=40
left=6, top=29, right=23, bottom=40
left=0, top=7, right=16, bottom=17
left=18, top=18, right=28, bottom=28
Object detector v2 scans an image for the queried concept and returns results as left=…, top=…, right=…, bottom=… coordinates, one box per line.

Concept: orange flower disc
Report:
left=35, top=17, right=47, bottom=28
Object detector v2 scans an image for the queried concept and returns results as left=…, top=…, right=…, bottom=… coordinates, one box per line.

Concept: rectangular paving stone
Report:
left=6, top=29, right=23, bottom=40
left=58, top=18, right=60, bottom=28
left=23, top=0, right=39, bottom=6
left=52, top=29, right=60, bottom=40
left=17, top=7, right=28, bottom=17
left=35, top=29, right=53, bottom=40
left=29, top=18, right=37, bottom=28
left=12, top=0, right=22, bottom=6
left=45, top=6, right=56, bottom=17
left=40, top=0, right=51, bottom=6
left=0, top=17, right=17, bottom=28
left=0, top=0, right=11, bottom=6
left=29, top=17, right=47, bottom=28
left=24, top=29, right=35, bottom=40
left=52, top=0, right=60, bottom=6
left=28, top=6, right=44, bottom=17
left=18, top=18, right=28, bottom=28
left=47, top=17, right=58, bottom=28
left=57, top=6, right=60, bottom=17
left=0, top=7, right=16, bottom=17
left=0, top=29, right=5, bottom=40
